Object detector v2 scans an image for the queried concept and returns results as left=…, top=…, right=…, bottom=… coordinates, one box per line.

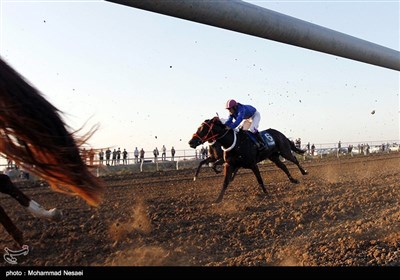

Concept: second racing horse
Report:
left=189, top=117, right=308, bottom=203
left=0, top=57, right=104, bottom=246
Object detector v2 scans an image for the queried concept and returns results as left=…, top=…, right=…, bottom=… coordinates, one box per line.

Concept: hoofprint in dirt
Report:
left=0, top=153, right=399, bottom=266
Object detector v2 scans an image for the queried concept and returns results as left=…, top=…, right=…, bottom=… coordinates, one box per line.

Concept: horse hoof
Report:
left=291, top=179, right=300, bottom=184
left=303, top=170, right=309, bottom=175
left=193, top=177, right=197, bottom=181
left=213, top=199, right=222, bottom=204
left=258, top=192, right=269, bottom=198
left=49, top=208, right=62, bottom=221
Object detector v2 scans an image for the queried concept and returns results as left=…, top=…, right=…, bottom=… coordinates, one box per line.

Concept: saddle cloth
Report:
left=246, top=130, right=275, bottom=149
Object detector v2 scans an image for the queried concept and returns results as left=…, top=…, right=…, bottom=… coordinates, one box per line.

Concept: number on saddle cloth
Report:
left=245, top=131, right=274, bottom=149
left=260, top=131, right=275, bottom=149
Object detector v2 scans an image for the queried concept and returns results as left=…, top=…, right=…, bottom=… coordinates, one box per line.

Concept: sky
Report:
left=0, top=0, right=399, bottom=154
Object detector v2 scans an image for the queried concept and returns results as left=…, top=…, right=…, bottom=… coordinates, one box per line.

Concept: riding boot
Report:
left=253, top=132, right=265, bottom=151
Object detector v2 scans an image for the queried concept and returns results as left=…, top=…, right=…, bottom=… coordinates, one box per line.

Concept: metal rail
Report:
left=106, top=0, right=400, bottom=71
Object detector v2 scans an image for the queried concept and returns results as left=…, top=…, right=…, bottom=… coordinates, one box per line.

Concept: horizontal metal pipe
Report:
left=106, top=0, right=400, bottom=71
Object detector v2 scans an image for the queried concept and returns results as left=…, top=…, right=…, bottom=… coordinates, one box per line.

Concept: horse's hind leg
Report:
left=280, top=146, right=308, bottom=175
left=285, top=154, right=308, bottom=175
left=0, top=205, right=23, bottom=246
left=250, top=165, right=267, bottom=194
left=0, top=174, right=61, bottom=220
left=270, top=155, right=299, bottom=184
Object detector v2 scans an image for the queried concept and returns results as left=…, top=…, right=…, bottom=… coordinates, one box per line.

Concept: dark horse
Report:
left=0, top=57, right=104, bottom=246
left=189, top=117, right=308, bottom=203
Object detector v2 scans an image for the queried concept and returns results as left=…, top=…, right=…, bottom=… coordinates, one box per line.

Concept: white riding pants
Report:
left=240, top=110, right=260, bottom=133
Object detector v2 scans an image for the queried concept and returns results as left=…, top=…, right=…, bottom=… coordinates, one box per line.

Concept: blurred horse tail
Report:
left=0, top=57, right=104, bottom=206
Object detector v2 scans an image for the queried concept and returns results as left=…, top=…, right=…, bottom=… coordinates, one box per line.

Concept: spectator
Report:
left=171, top=146, right=176, bottom=161
left=105, top=148, right=111, bottom=166
left=153, top=147, right=159, bottom=162
left=88, top=148, right=95, bottom=166
left=112, top=149, right=117, bottom=166
left=161, top=145, right=166, bottom=161
left=116, top=148, right=121, bottom=165
left=311, top=144, right=315, bottom=156
left=295, top=138, right=301, bottom=149
left=122, top=149, right=128, bottom=165
left=140, top=148, right=145, bottom=163
left=134, top=147, right=139, bottom=163
left=348, top=144, right=353, bottom=156
left=98, top=149, right=104, bottom=165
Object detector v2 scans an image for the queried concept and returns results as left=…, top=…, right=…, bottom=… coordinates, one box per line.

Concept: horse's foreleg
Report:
left=250, top=165, right=267, bottom=193
left=0, top=174, right=61, bottom=220
left=194, top=158, right=210, bottom=181
left=0, top=174, right=30, bottom=206
left=215, top=164, right=235, bottom=203
left=270, top=156, right=299, bottom=184
left=0, top=205, right=23, bottom=246
left=27, top=200, right=61, bottom=220
left=212, top=158, right=224, bottom=174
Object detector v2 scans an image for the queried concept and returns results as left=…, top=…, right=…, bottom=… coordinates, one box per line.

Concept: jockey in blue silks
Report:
left=224, top=99, right=264, bottom=149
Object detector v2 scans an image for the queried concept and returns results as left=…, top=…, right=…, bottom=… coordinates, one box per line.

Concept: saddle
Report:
left=245, top=130, right=275, bottom=151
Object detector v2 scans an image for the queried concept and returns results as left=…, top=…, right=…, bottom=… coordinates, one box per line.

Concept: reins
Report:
left=221, top=130, right=236, bottom=152
left=192, top=121, right=219, bottom=143
left=194, top=119, right=236, bottom=152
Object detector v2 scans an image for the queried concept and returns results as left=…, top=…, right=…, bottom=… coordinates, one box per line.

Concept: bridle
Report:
left=192, top=121, right=221, bottom=144
left=192, top=119, right=235, bottom=152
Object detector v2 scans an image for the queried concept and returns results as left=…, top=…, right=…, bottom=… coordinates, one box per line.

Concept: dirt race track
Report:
left=1, top=153, right=399, bottom=267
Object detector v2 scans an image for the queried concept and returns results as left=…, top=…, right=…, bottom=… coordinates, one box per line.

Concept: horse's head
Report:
left=188, top=117, right=226, bottom=148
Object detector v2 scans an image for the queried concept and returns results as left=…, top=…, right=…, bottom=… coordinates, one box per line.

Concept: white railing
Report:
left=1, top=140, right=399, bottom=170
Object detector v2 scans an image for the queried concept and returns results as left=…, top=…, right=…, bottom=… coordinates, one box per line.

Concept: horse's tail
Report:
left=289, top=140, right=306, bottom=155
left=0, top=57, right=104, bottom=206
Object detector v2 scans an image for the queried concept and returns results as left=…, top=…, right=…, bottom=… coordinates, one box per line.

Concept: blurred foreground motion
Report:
left=0, top=57, right=104, bottom=246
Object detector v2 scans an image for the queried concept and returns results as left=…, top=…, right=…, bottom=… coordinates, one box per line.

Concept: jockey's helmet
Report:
left=225, top=99, right=237, bottom=109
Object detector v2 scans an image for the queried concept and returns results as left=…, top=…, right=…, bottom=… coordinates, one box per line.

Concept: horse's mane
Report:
left=0, top=57, right=104, bottom=206
left=211, top=116, right=223, bottom=125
